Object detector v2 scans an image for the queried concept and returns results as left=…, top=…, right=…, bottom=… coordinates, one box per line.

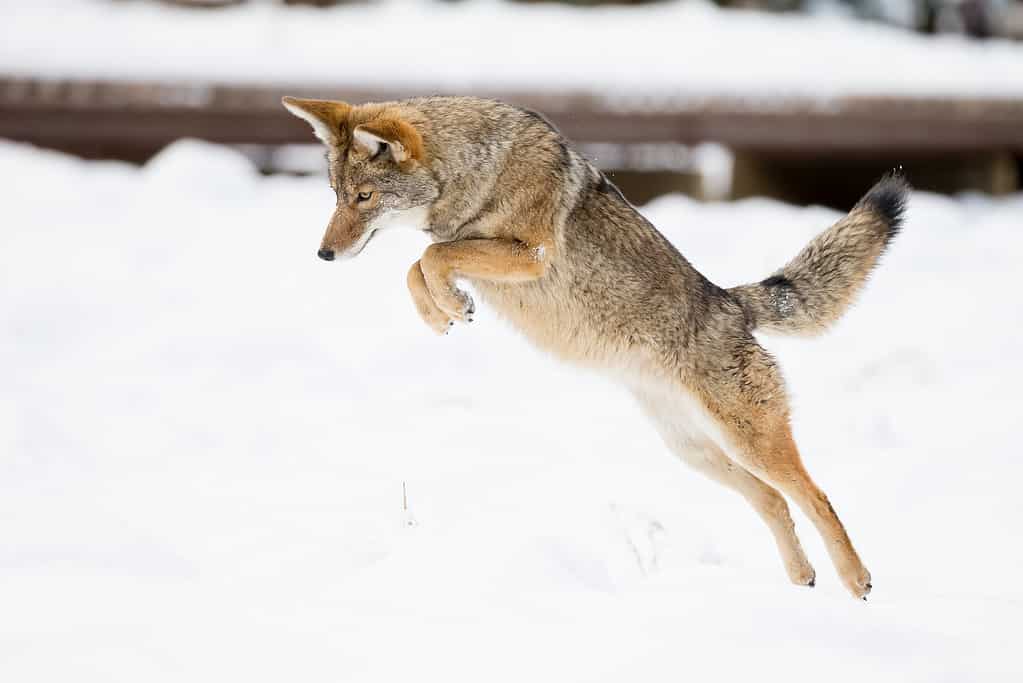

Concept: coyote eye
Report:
left=356, top=191, right=373, bottom=203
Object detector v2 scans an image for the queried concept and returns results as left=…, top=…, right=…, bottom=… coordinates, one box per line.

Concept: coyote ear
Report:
left=281, top=96, right=351, bottom=145
left=353, top=118, right=424, bottom=163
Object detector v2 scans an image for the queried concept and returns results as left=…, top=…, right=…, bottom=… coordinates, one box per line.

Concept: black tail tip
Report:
left=858, top=170, right=910, bottom=239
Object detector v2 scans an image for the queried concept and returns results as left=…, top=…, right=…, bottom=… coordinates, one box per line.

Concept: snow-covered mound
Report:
left=1, top=139, right=1021, bottom=681
left=2, top=1, right=1023, bottom=99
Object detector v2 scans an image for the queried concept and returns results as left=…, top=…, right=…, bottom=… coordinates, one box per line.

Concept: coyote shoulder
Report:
left=283, top=94, right=908, bottom=599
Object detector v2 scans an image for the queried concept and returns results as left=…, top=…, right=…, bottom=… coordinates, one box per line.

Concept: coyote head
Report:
left=282, top=96, right=438, bottom=261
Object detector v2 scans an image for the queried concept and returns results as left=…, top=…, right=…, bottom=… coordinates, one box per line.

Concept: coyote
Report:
left=283, top=95, right=907, bottom=599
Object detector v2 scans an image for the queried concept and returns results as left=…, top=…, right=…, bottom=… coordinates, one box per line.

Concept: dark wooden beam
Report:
left=2, top=77, right=1022, bottom=161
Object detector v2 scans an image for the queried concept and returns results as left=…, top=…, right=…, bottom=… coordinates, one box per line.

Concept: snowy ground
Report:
left=2, top=0, right=1023, bottom=99
left=1, top=139, right=1022, bottom=681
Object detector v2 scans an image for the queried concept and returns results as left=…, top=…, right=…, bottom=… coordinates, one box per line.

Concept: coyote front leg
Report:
left=415, top=238, right=549, bottom=325
left=407, top=260, right=453, bottom=335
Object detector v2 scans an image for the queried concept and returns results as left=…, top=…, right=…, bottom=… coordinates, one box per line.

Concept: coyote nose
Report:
left=317, top=249, right=335, bottom=262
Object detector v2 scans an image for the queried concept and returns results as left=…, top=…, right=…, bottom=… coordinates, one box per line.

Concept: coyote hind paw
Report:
left=843, top=567, right=872, bottom=600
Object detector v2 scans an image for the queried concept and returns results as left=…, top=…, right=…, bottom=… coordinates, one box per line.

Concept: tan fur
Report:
left=354, top=117, right=426, bottom=163
left=283, top=95, right=908, bottom=599
left=281, top=96, right=351, bottom=144
left=281, top=96, right=351, bottom=127
left=407, top=261, right=450, bottom=335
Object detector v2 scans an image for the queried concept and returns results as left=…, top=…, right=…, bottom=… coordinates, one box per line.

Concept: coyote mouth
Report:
left=348, top=229, right=378, bottom=258
left=358, top=228, right=378, bottom=254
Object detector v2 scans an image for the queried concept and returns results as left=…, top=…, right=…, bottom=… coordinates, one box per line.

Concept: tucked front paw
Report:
left=416, top=301, right=453, bottom=335
left=408, top=260, right=453, bottom=335
left=435, top=287, right=475, bottom=324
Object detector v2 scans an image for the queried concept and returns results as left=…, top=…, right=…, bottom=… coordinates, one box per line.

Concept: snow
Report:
left=2, top=0, right=1023, bottom=99
left=1, top=138, right=1022, bottom=681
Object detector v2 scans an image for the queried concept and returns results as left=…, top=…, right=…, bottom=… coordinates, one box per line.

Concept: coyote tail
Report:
left=729, top=174, right=909, bottom=336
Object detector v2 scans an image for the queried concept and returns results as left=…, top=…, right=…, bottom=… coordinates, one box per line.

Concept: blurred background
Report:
left=2, top=0, right=1022, bottom=208
left=4, top=3, right=1023, bottom=680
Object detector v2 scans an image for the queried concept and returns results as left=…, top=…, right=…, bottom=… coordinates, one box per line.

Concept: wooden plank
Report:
left=2, top=77, right=1022, bottom=159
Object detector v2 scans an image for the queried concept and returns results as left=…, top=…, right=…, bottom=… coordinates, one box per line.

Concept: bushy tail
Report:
left=730, top=173, right=909, bottom=336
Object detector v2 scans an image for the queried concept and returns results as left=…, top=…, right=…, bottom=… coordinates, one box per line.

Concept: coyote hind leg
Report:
left=633, top=385, right=816, bottom=588
left=728, top=423, right=872, bottom=599
left=693, top=343, right=872, bottom=599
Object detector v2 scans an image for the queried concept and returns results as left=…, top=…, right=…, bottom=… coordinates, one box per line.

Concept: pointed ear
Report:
left=352, top=118, right=424, bottom=163
left=281, top=96, right=351, bottom=145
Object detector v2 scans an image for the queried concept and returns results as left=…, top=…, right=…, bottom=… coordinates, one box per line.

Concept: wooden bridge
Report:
left=2, top=76, right=1021, bottom=207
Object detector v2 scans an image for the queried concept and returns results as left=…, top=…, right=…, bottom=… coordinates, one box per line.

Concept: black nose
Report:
left=317, top=249, right=335, bottom=262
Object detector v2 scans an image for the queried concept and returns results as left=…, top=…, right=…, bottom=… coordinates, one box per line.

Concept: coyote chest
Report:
left=470, top=273, right=653, bottom=371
